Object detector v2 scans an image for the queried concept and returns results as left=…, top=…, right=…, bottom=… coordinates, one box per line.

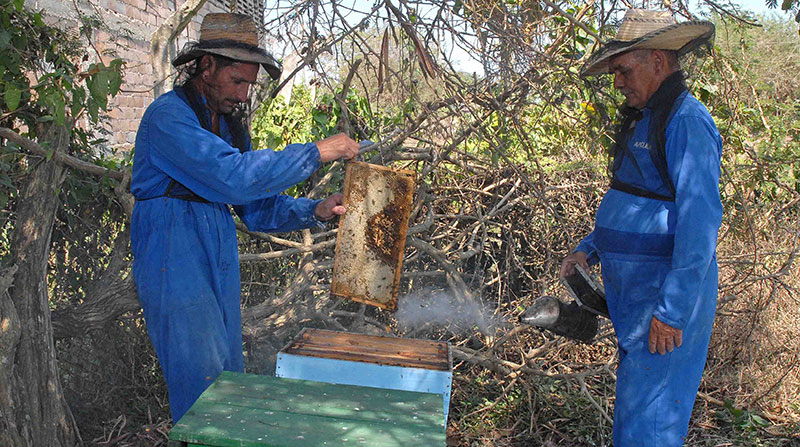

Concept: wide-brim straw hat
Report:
left=581, top=9, right=714, bottom=77
left=172, top=13, right=282, bottom=80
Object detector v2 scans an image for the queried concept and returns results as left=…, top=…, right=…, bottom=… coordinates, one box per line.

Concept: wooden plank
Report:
left=331, top=162, right=415, bottom=310
left=170, top=372, right=445, bottom=447
left=296, top=329, right=447, bottom=354
left=284, top=329, right=450, bottom=371
left=281, top=346, right=450, bottom=371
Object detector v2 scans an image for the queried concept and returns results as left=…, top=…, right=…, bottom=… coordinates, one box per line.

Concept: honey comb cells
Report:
left=332, top=162, right=415, bottom=310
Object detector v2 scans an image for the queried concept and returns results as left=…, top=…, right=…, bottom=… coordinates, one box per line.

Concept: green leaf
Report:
left=750, top=414, right=768, bottom=426
left=0, top=172, right=14, bottom=188
left=88, top=68, right=109, bottom=109
left=108, top=71, right=122, bottom=96
left=54, top=101, right=65, bottom=125
left=87, top=100, right=99, bottom=122
left=71, top=86, right=85, bottom=117
left=4, top=83, right=21, bottom=111
left=13, top=0, right=23, bottom=12
left=0, top=30, right=10, bottom=50
left=782, top=0, right=792, bottom=10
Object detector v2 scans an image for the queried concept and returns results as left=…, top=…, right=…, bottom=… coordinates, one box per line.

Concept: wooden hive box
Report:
left=275, top=328, right=453, bottom=423
left=331, top=161, right=416, bottom=311
left=168, top=371, right=445, bottom=446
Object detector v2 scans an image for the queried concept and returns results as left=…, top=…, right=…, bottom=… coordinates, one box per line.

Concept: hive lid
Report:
left=170, top=371, right=445, bottom=446
left=281, top=328, right=452, bottom=372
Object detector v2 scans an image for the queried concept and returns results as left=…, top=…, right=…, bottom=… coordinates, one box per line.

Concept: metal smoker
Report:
left=521, top=265, right=609, bottom=343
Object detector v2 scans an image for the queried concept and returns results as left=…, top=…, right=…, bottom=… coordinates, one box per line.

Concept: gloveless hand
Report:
left=316, top=133, right=359, bottom=162
left=559, top=251, right=589, bottom=279
left=314, top=193, right=346, bottom=221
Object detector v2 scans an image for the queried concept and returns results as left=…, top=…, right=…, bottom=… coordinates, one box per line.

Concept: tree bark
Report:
left=150, top=0, right=208, bottom=97
left=50, top=228, right=140, bottom=340
left=3, top=124, right=76, bottom=446
left=0, top=265, right=23, bottom=446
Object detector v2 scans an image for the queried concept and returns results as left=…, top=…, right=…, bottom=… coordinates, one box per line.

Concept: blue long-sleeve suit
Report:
left=131, top=90, right=323, bottom=422
left=576, top=91, right=722, bottom=446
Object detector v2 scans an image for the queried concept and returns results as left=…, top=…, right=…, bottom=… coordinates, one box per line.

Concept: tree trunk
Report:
left=50, top=228, right=140, bottom=340
left=0, top=265, right=23, bottom=446
left=150, top=0, right=208, bottom=97
left=2, top=124, right=76, bottom=446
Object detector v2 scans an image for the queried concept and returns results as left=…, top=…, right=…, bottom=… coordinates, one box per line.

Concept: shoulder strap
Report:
left=648, top=90, right=688, bottom=200
left=609, top=72, right=688, bottom=202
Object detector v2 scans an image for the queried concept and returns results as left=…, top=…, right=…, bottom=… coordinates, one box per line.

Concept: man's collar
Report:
left=644, top=71, right=687, bottom=112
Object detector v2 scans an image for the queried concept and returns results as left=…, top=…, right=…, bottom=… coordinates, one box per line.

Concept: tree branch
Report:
left=0, top=127, right=124, bottom=181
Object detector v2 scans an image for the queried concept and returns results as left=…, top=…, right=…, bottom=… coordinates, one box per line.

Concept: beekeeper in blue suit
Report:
left=560, top=10, right=722, bottom=446
left=131, top=13, right=359, bottom=421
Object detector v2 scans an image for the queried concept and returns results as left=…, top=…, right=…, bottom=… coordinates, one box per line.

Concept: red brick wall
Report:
left=27, top=0, right=232, bottom=152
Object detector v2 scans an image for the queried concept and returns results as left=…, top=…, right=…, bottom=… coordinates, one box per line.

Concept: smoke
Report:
left=395, top=288, right=504, bottom=336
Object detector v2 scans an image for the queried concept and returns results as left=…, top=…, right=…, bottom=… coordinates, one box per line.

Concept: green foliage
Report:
left=0, top=0, right=125, bottom=258
left=0, top=0, right=123, bottom=130
left=721, top=400, right=771, bottom=433
left=250, top=85, right=322, bottom=151
left=699, top=14, right=800, bottom=208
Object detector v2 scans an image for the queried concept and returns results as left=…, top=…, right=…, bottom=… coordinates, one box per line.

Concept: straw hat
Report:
left=581, top=9, right=714, bottom=77
left=172, top=13, right=282, bottom=80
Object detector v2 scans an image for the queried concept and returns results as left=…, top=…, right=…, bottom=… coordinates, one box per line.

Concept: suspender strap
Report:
left=134, top=180, right=210, bottom=203
left=164, top=179, right=210, bottom=203
left=610, top=178, right=675, bottom=202
left=608, top=72, right=689, bottom=203
left=136, top=86, right=251, bottom=204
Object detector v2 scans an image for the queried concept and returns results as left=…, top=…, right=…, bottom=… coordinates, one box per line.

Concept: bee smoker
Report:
left=520, top=296, right=599, bottom=343
left=521, top=265, right=609, bottom=343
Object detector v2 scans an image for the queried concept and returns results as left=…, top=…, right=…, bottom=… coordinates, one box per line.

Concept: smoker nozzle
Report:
left=520, top=295, right=599, bottom=343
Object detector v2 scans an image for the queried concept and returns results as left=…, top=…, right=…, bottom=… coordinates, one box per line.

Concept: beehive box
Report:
left=168, top=371, right=445, bottom=447
left=275, top=328, right=453, bottom=423
left=331, top=161, right=415, bottom=310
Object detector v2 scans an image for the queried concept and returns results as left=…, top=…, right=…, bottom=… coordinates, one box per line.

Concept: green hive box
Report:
left=168, top=371, right=445, bottom=447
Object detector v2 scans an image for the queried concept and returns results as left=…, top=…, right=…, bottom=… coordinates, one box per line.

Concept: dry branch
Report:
left=0, top=127, right=124, bottom=181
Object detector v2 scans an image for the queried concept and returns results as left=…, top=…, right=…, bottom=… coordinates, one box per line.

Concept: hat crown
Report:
left=199, top=13, right=259, bottom=47
left=579, top=9, right=714, bottom=77
left=615, top=9, right=677, bottom=42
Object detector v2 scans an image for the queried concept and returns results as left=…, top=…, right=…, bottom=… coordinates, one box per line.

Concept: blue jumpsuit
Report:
left=576, top=91, right=722, bottom=446
left=131, top=90, right=323, bottom=421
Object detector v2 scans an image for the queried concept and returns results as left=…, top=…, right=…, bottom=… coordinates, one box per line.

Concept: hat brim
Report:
left=580, top=21, right=714, bottom=77
left=172, top=47, right=283, bottom=81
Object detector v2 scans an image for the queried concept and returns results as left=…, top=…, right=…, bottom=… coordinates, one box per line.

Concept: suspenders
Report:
left=609, top=91, right=687, bottom=203
left=136, top=86, right=248, bottom=204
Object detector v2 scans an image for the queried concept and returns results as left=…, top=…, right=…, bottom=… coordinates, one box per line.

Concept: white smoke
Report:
left=395, top=288, right=504, bottom=336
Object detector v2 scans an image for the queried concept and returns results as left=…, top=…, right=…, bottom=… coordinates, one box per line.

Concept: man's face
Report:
left=610, top=50, right=663, bottom=110
left=202, top=59, right=259, bottom=115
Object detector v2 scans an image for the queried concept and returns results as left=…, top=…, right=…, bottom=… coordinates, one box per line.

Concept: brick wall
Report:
left=24, top=0, right=253, bottom=152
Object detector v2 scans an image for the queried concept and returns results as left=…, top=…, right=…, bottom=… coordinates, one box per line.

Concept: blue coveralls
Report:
left=575, top=91, right=722, bottom=446
left=131, top=90, right=323, bottom=422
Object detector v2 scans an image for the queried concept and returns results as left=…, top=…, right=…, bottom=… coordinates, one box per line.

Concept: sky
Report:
left=266, top=0, right=794, bottom=82
left=444, top=0, right=795, bottom=75
left=721, top=0, right=786, bottom=15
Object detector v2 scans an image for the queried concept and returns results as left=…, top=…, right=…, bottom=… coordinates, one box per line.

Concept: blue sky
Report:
left=698, top=0, right=795, bottom=18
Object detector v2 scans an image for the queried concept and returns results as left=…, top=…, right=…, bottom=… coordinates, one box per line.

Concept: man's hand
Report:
left=559, top=251, right=589, bottom=279
left=315, top=193, right=346, bottom=221
left=316, top=133, right=359, bottom=162
left=649, top=316, right=683, bottom=355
